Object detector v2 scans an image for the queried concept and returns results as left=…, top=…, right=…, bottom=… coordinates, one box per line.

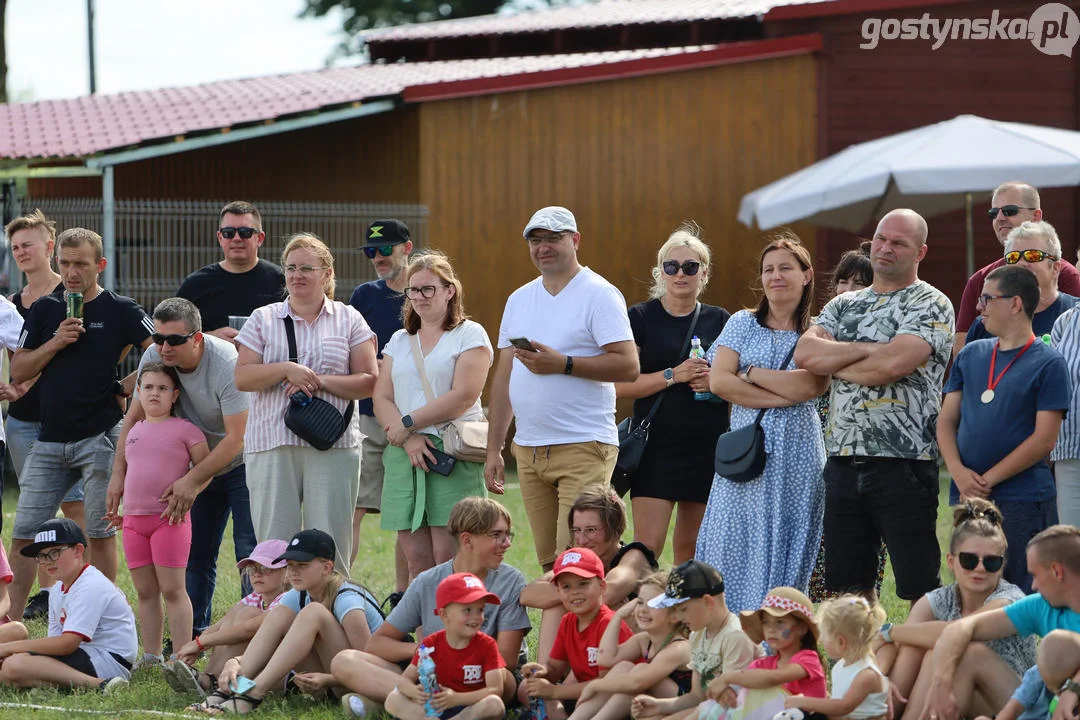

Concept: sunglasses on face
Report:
left=957, top=552, right=1004, bottom=573
left=152, top=331, right=197, bottom=347
left=219, top=226, right=260, bottom=240
left=1004, top=249, right=1057, bottom=264
left=363, top=245, right=395, bottom=259
left=662, top=260, right=701, bottom=276
left=988, top=205, right=1036, bottom=220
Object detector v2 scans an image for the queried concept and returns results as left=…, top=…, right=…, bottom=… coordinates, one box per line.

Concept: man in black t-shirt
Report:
left=8, top=228, right=153, bottom=619
left=177, top=200, right=285, bottom=345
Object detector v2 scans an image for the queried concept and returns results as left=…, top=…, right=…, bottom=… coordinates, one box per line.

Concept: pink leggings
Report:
left=121, top=514, right=191, bottom=569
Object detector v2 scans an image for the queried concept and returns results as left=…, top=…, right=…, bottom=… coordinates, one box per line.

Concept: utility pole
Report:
left=87, top=0, right=96, bottom=94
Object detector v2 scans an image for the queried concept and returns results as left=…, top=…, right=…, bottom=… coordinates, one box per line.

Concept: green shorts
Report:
left=379, top=434, right=487, bottom=532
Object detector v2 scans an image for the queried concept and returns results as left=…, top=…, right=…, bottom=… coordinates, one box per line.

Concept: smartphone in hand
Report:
left=509, top=337, right=538, bottom=352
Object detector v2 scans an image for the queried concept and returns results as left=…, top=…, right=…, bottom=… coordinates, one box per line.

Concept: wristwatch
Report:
left=1060, top=678, right=1080, bottom=698
left=879, top=622, right=894, bottom=643
left=664, top=368, right=675, bottom=387
left=401, top=415, right=415, bottom=431
left=564, top=356, right=574, bottom=375
left=738, top=365, right=756, bottom=384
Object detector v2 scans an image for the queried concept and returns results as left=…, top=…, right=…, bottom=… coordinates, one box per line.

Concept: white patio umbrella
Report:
left=738, top=114, right=1080, bottom=275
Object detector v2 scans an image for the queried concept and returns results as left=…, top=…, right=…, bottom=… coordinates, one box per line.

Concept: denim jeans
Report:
left=186, top=464, right=256, bottom=635
left=6, top=416, right=84, bottom=503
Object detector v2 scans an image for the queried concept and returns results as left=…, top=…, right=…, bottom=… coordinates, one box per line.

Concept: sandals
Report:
left=163, top=659, right=208, bottom=698
left=186, top=688, right=231, bottom=713
left=204, top=691, right=262, bottom=715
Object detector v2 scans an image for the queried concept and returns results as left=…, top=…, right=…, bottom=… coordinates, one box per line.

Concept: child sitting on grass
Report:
left=632, top=560, right=759, bottom=720
left=383, top=572, right=506, bottom=720
left=0, top=518, right=137, bottom=693
left=521, top=547, right=634, bottom=720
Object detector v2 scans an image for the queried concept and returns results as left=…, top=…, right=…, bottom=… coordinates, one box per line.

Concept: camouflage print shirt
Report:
left=814, top=280, right=954, bottom=460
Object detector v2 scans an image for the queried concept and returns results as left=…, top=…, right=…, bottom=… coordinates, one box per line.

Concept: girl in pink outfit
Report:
left=106, top=362, right=209, bottom=668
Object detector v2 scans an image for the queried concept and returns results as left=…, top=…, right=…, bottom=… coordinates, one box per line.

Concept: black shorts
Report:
left=823, top=456, right=941, bottom=600
left=30, top=647, right=96, bottom=676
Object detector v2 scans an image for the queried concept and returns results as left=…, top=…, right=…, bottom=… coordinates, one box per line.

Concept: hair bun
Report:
left=952, top=498, right=1003, bottom=528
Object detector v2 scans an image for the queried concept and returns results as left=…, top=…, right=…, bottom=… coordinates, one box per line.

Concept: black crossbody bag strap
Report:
left=639, top=302, right=702, bottom=429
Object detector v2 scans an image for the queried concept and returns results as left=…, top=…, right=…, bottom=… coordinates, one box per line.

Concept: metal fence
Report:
left=17, top=198, right=430, bottom=312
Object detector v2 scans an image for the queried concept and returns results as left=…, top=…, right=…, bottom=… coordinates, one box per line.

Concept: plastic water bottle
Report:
left=689, top=336, right=717, bottom=402
left=417, top=644, right=441, bottom=718
left=529, top=670, right=548, bottom=720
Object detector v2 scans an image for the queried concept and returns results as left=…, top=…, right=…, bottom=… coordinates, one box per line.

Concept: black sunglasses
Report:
left=957, top=552, right=1004, bottom=573
left=152, top=331, right=197, bottom=347
left=219, top=226, right=260, bottom=240
left=662, top=260, right=701, bottom=276
left=363, top=245, right=395, bottom=259
left=987, top=205, right=1036, bottom=220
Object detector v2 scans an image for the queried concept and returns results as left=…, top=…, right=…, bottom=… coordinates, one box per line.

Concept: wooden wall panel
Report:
left=417, top=55, right=819, bottom=341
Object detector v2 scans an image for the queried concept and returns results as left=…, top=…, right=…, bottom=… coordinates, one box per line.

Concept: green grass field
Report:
left=0, top=473, right=959, bottom=719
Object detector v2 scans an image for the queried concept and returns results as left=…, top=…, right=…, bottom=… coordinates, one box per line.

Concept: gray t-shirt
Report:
left=138, top=334, right=248, bottom=475
left=387, top=559, right=531, bottom=640
left=926, top=579, right=1036, bottom=676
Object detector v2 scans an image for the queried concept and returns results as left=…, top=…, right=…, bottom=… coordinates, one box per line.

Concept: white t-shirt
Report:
left=48, top=564, right=138, bottom=679
left=497, top=267, right=633, bottom=446
left=383, top=320, right=493, bottom=436
left=0, top=296, right=24, bottom=444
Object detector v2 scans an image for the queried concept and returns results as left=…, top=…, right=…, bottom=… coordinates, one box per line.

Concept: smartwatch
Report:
left=564, top=356, right=574, bottom=375
left=879, top=622, right=894, bottom=643
left=401, top=415, right=415, bottom=431
left=1060, top=678, right=1080, bottom=698
left=664, top=368, right=675, bottom=387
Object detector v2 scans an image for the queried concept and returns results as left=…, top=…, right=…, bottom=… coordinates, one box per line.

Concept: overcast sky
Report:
left=6, top=0, right=349, bottom=102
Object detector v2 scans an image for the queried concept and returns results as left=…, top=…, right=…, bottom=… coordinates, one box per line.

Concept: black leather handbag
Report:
left=282, top=317, right=354, bottom=451
left=713, top=343, right=796, bottom=483
left=612, top=303, right=701, bottom=497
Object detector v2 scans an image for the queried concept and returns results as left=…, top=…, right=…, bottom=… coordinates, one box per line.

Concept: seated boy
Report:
left=632, top=560, right=759, bottom=720
left=0, top=518, right=137, bottom=692
left=383, top=572, right=506, bottom=720
left=521, top=547, right=634, bottom=720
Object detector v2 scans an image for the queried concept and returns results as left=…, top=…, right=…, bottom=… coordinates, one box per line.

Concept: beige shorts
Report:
left=357, top=414, right=387, bottom=511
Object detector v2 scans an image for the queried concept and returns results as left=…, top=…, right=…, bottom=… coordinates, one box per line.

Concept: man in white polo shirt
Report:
left=485, top=206, right=639, bottom=572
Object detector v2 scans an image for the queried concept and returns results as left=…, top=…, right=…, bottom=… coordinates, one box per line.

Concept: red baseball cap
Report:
left=552, top=547, right=605, bottom=581
left=435, top=572, right=502, bottom=614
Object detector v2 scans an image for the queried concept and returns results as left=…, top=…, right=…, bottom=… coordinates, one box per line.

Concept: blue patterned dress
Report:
left=695, top=310, right=826, bottom=613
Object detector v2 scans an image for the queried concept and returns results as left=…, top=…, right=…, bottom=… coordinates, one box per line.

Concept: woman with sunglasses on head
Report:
left=373, top=250, right=492, bottom=582
left=615, top=223, right=730, bottom=564
left=874, top=499, right=1035, bottom=720
left=696, top=231, right=828, bottom=614
left=235, top=233, right=379, bottom=573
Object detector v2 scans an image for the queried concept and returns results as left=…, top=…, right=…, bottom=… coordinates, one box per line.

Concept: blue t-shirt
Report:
left=349, top=279, right=406, bottom=416
left=967, top=293, right=1080, bottom=343
left=1004, top=592, right=1080, bottom=636
left=944, top=339, right=1070, bottom=502
left=1014, top=665, right=1052, bottom=720
left=278, top=582, right=384, bottom=634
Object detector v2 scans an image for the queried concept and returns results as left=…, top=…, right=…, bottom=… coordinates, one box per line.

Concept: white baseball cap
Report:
left=523, top=206, right=578, bottom=238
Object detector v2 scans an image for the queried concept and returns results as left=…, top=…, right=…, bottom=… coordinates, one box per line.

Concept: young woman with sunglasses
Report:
left=372, top=250, right=492, bottom=582
left=875, top=498, right=1035, bottom=720
left=614, top=223, right=730, bottom=564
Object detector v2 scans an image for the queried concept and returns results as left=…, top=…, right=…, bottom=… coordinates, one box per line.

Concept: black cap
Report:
left=21, top=518, right=88, bottom=557
left=361, top=219, right=410, bottom=249
left=648, top=559, right=725, bottom=609
left=274, top=529, right=336, bottom=563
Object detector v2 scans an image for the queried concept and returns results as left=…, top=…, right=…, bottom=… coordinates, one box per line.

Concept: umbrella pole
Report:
left=966, top=192, right=974, bottom=278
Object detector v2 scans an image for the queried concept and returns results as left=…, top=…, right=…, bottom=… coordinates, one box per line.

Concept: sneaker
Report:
left=162, top=659, right=207, bottom=698
left=100, top=676, right=129, bottom=695
left=22, top=590, right=49, bottom=620
left=133, top=652, right=164, bottom=671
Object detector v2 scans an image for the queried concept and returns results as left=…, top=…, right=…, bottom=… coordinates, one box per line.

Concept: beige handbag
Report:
left=408, top=334, right=489, bottom=463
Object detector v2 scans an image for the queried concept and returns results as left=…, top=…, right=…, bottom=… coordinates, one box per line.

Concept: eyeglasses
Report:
left=988, top=205, right=1036, bottom=220
left=976, top=293, right=1017, bottom=308
left=363, top=245, right=396, bottom=259
left=284, top=264, right=328, bottom=275
left=1004, top=249, right=1057, bottom=265
left=219, top=226, right=260, bottom=240
left=486, top=530, right=515, bottom=544
left=35, top=545, right=74, bottom=564
left=526, top=233, right=568, bottom=246
left=405, top=285, right=439, bottom=299
left=571, top=526, right=604, bottom=539
left=662, top=260, right=701, bottom=277
left=152, top=331, right=197, bottom=346
left=957, top=552, right=1004, bottom=573
left=244, top=565, right=279, bottom=577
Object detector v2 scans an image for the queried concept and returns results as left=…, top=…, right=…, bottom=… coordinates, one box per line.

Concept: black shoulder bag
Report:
left=713, top=341, right=797, bottom=483
left=612, top=303, right=701, bottom=497
left=282, top=316, right=354, bottom=451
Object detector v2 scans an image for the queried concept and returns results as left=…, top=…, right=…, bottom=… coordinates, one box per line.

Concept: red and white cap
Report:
left=435, top=572, right=502, bottom=614
left=552, top=547, right=605, bottom=581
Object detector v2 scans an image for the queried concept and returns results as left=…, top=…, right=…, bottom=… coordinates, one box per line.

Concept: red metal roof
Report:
left=0, top=37, right=820, bottom=162
left=364, top=0, right=835, bottom=42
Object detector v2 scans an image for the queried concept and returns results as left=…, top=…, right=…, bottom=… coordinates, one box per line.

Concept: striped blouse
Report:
left=1051, top=307, right=1080, bottom=461
left=237, top=297, right=375, bottom=453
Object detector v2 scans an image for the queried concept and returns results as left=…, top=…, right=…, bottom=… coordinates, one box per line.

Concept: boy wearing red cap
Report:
left=521, top=547, right=634, bottom=719
left=383, top=572, right=506, bottom=720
